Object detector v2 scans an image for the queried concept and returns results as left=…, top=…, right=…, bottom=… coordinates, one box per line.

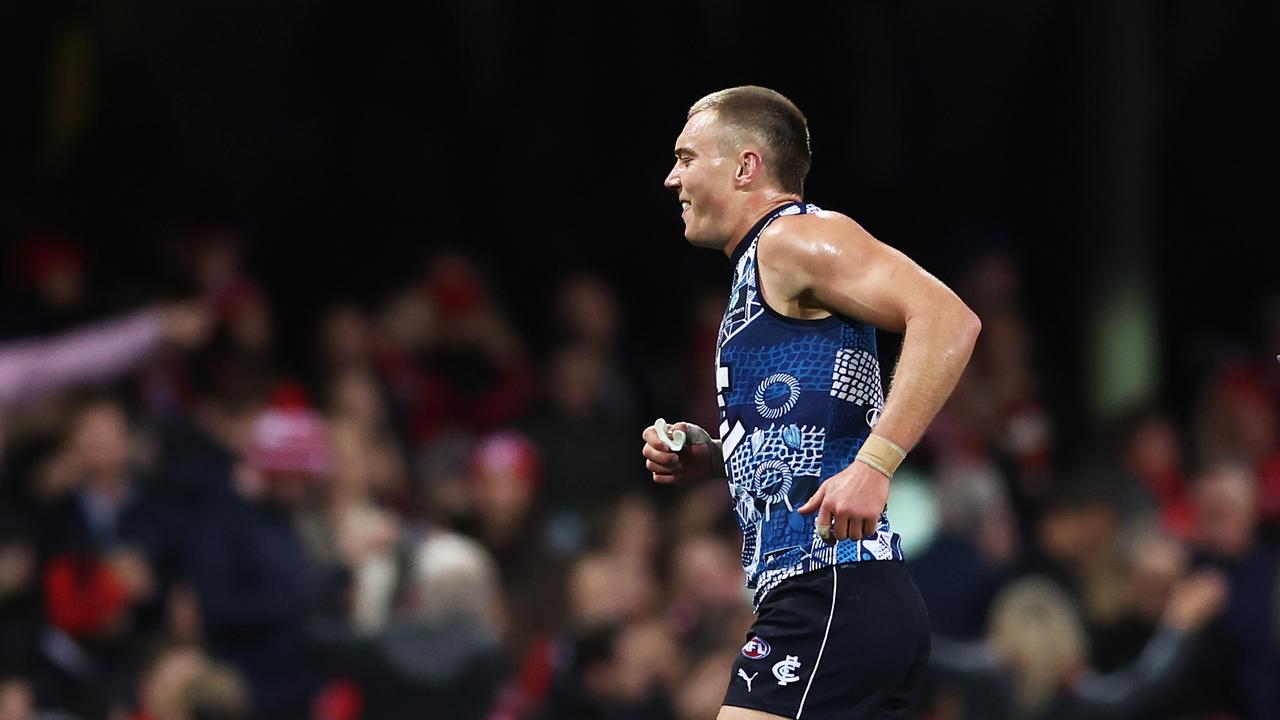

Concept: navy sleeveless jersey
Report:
left=715, top=201, right=904, bottom=609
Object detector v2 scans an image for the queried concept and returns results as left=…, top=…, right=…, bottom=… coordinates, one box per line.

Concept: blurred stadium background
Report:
left=1, top=1, right=1278, bottom=719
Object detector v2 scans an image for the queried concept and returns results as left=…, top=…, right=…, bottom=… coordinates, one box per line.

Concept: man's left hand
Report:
left=797, top=460, right=890, bottom=541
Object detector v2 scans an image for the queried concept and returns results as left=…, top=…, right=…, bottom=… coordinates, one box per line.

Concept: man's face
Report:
left=663, top=111, right=740, bottom=249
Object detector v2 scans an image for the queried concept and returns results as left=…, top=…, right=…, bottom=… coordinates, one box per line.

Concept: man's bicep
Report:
left=804, top=220, right=944, bottom=333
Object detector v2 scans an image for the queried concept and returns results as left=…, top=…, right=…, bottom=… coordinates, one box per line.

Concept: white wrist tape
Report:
left=654, top=418, right=712, bottom=452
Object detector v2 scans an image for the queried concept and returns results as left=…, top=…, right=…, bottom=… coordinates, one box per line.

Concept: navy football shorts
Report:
left=723, top=561, right=930, bottom=719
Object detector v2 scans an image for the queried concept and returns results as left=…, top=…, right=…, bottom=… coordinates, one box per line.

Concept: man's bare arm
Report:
left=760, top=211, right=980, bottom=453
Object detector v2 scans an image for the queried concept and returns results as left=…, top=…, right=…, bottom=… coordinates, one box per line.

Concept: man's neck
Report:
left=721, top=193, right=803, bottom=258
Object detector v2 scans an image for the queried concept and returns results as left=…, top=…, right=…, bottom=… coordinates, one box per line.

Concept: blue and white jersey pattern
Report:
left=716, top=201, right=904, bottom=609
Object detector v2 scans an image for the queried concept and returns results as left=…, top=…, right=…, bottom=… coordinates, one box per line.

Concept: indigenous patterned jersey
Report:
left=715, top=201, right=904, bottom=609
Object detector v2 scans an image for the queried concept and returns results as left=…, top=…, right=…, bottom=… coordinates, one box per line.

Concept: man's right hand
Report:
left=641, top=422, right=717, bottom=485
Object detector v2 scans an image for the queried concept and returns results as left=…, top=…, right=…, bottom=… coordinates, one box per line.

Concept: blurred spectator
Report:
left=464, top=432, right=544, bottom=557
left=551, top=272, right=651, bottom=423
left=537, top=621, right=679, bottom=720
left=567, top=550, right=658, bottom=628
left=672, top=649, right=737, bottom=720
left=317, top=304, right=378, bottom=376
left=458, top=431, right=567, bottom=654
left=3, top=233, right=92, bottom=338
left=413, top=430, right=475, bottom=529
left=296, top=417, right=401, bottom=635
left=601, top=494, right=660, bottom=577
left=663, top=534, right=751, bottom=656
left=1, top=187, right=1276, bottom=720
left=308, top=532, right=510, bottom=720
left=184, top=385, right=331, bottom=720
left=1028, top=470, right=1140, bottom=605
left=1186, top=461, right=1280, bottom=718
left=0, top=677, right=80, bottom=720
left=0, top=525, right=38, bottom=679
left=0, top=679, right=35, bottom=720
left=181, top=230, right=247, bottom=306
left=957, top=249, right=1022, bottom=321
left=190, top=286, right=279, bottom=413
left=519, top=343, right=644, bottom=513
left=29, top=395, right=187, bottom=717
left=931, top=252, right=1057, bottom=542
left=377, top=252, right=536, bottom=445
left=173, top=232, right=280, bottom=419
left=1076, top=520, right=1196, bottom=678
left=1112, top=404, right=1196, bottom=538
left=134, top=642, right=249, bottom=720
left=927, top=571, right=1227, bottom=720
left=1194, top=363, right=1278, bottom=483
left=909, top=462, right=1017, bottom=640
left=676, top=291, right=726, bottom=434
left=0, top=303, right=213, bottom=440
left=322, top=368, right=410, bottom=511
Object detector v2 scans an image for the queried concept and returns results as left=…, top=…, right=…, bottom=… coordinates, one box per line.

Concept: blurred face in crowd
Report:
left=678, top=653, right=739, bottom=720
left=330, top=369, right=387, bottom=432
left=321, top=304, right=373, bottom=369
left=229, top=292, right=274, bottom=355
left=471, top=457, right=535, bottom=535
left=0, top=679, right=35, bottom=720
left=977, top=309, right=1031, bottom=379
left=989, top=578, right=1086, bottom=706
left=961, top=251, right=1022, bottom=316
left=1193, top=462, right=1257, bottom=557
left=671, top=535, right=744, bottom=609
left=264, top=471, right=316, bottom=508
left=569, top=553, right=656, bottom=624
left=608, top=495, right=659, bottom=566
left=140, top=646, right=206, bottom=720
left=610, top=620, right=681, bottom=703
left=665, top=111, right=752, bottom=249
left=1201, top=374, right=1278, bottom=465
left=1226, top=388, right=1277, bottom=463
left=1125, top=532, right=1188, bottom=621
left=39, top=259, right=84, bottom=309
left=550, top=345, right=604, bottom=419
left=1125, top=414, right=1182, bottom=482
left=557, top=275, right=619, bottom=347
left=71, top=401, right=132, bottom=482
left=331, top=421, right=375, bottom=498
left=380, top=287, right=439, bottom=355
left=1037, top=502, right=1118, bottom=577
left=428, top=252, right=494, bottom=341
left=192, top=234, right=243, bottom=296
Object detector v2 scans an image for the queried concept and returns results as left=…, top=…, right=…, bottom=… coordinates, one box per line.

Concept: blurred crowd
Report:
left=0, top=231, right=1277, bottom=720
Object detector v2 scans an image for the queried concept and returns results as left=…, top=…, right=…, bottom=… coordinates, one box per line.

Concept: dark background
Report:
left=3, top=4, right=1280, bottom=720
left=4, top=0, right=1277, bottom=425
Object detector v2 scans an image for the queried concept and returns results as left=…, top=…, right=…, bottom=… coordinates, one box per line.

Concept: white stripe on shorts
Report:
left=795, top=566, right=838, bottom=718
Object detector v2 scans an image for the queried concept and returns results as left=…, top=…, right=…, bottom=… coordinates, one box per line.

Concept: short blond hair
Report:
left=689, top=86, right=811, bottom=195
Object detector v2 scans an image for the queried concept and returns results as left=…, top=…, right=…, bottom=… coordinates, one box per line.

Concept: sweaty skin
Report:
left=643, top=107, right=979, bottom=720
left=760, top=211, right=981, bottom=540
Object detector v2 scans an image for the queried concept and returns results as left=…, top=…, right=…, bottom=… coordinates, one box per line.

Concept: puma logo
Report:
left=738, top=668, right=758, bottom=693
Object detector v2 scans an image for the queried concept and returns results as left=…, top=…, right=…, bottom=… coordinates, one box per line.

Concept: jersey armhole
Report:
left=752, top=230, right=840, bottom=329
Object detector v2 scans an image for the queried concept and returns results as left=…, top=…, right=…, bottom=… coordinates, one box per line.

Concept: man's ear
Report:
left=735, top=149, right=764, bottom=187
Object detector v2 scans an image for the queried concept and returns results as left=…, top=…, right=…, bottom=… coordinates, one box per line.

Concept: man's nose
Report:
left=663, top=166, right=680, bottom=188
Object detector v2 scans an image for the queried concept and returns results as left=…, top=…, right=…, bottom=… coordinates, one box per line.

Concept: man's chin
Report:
left=681, top=224, right=710, bottom=247
left=684, top=233, right=723, bottom=250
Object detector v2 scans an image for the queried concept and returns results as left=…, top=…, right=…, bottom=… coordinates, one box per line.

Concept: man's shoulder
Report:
left=757, top=208, right=863, bottom=268
left=762, top=208, right=864, bottom=243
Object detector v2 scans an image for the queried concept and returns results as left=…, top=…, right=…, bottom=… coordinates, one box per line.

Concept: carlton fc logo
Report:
left=773, top=655, right=802, bottom=686
left=740, top=636, right=771, bottom=660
